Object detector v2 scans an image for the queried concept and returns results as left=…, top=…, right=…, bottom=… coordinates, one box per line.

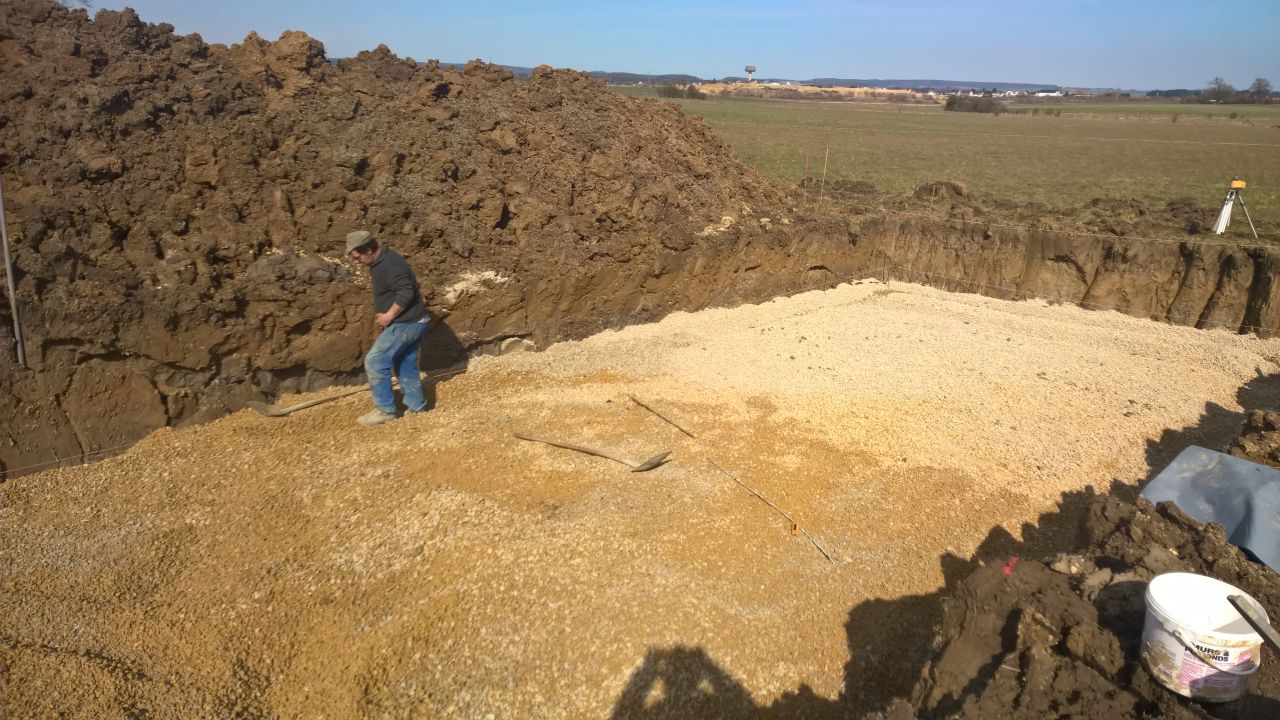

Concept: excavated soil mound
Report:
left=1227, top=410, right=1280, bottom=467
left=880, top=375, right=1280, bottom=720
left=892, top=496, right=1280, bottom=720
left=0, top=0, right=839, bottom=476
left=5, top=0, right=1280, bottom=482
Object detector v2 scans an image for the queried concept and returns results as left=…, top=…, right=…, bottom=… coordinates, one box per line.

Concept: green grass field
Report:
left=610, top=86, right=1280, bottom=223
left=1029, top=101, right=1280, bottom=121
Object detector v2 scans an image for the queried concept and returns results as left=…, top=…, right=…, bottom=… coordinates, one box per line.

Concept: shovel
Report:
left=244, top=386, right=372, bottom=417
left=246, top=368, right=465, bottom=417
left=513, top=433, right=670, bottom=472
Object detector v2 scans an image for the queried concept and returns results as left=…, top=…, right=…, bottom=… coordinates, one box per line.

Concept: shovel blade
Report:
left=631, top=451, right=671, bottom=472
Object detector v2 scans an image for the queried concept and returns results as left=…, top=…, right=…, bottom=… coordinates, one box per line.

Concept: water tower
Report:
left=745, top=65, right=756, bottom=82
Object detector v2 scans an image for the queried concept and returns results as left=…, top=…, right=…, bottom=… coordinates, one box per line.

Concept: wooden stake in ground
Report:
left=628, top=395, right=695, bottom=439
left=0, top=177, right=25, bottom=367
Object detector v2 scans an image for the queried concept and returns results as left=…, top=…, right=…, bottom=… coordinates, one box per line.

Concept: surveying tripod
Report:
left=1213, top=178, right=1259, bottom=239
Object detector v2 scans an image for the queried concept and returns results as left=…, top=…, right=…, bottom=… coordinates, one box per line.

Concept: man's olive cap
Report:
left=345, top=230, right=374, bottom=254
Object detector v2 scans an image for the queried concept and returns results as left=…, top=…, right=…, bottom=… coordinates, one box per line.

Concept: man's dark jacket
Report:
left=369, top=248, right=427, bottom=324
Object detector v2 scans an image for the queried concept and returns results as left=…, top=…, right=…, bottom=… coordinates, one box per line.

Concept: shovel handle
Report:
left=273, top=385, right=370, bottom=414
left=1229, top=595, right=1280, bottom=655
left=259, top=368, right=466, bottom=416
left=513, top=433, right=634, bottom=468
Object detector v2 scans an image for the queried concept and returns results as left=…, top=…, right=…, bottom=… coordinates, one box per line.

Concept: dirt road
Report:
left=5, top=279, right=1279, bottom=717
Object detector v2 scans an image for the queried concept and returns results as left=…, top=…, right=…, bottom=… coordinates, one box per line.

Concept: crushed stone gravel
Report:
left=5, top=279, right=1280, bottom=717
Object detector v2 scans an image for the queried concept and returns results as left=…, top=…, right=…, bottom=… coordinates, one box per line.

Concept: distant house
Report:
left=1035, top=89, right=1065, bottom=97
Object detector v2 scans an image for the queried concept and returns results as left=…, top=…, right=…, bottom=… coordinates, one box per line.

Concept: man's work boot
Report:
left=357, top=409, right=397, bottom=427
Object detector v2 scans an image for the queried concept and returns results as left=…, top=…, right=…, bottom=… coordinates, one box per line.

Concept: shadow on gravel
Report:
left=408, top=316, right=469, bottom=412
left=608, top=487, right=1118, bottom=719
left=610, top=646, right=760, bottom=719
left=610, top=645, right=843, bottom=720
left=421, top=315, right=468, bottom=374
left=835, top=484, right=1122, bottom=717
left=609, top=373, right=1280, bottom=719
left=1142, top=370, right=1280, bottom=488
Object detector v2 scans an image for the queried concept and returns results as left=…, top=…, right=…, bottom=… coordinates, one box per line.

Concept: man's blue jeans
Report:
left=364, top=320, right=429, bottom=414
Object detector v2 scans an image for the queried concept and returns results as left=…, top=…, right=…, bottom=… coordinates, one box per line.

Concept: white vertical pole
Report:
left=1212, top=191, right=1234, bottom=235
left=818, top=146, right=829, bottom=206
left=0, top=177, right=25, bottom=368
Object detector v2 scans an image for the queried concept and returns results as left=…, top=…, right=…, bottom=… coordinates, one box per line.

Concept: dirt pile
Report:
left=879, top=407, right=1280, bottom=720
left=7, top=1, right=1280, bottom=480
left=0, top=1, right=852, bottom=475
left=886, top=495, right=1280, bottom=719
left=1227, top=410, right=1280, bottom=467
left=7, top=0, right=1280, bottom=481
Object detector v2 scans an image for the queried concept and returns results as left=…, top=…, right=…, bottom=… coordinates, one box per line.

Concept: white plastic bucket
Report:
left=1141, top=572, right=1267, bottom=702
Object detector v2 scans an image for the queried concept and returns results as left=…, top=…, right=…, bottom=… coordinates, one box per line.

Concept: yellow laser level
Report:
left=1214, top=177, right=1259, bottom=239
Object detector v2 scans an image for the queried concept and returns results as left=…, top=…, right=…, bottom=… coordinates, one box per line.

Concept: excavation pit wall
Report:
left=4, top=216, right=1280, bottom=478
left=856, top=215, right=1280, bottom=334
left=4, top=1, right=1277, bottom=474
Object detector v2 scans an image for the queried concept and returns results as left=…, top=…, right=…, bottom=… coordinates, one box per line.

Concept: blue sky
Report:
left=91, top=1, right=1279, bottom=90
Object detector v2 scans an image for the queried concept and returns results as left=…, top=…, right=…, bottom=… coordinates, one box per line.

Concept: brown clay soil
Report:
left=896, top=495, right=1280, bottom=720
left=5, top=279, right=1280, bottom=718
left=6, top=1, right=1278, bottom=482
left=0, top=0, right=841, bottom=475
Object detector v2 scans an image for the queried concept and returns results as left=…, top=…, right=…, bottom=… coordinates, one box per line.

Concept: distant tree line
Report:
left=944, top=95, right=1007, bottom=114
left=656, top=84, right=706, bottom=100
left=943, top=95, right=1066, bottom=116
left=1147, top=77, right=1274, bottom=104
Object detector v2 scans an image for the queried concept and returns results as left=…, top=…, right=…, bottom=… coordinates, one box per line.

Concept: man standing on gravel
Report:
left=345, top=230, right=430, bottom=427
